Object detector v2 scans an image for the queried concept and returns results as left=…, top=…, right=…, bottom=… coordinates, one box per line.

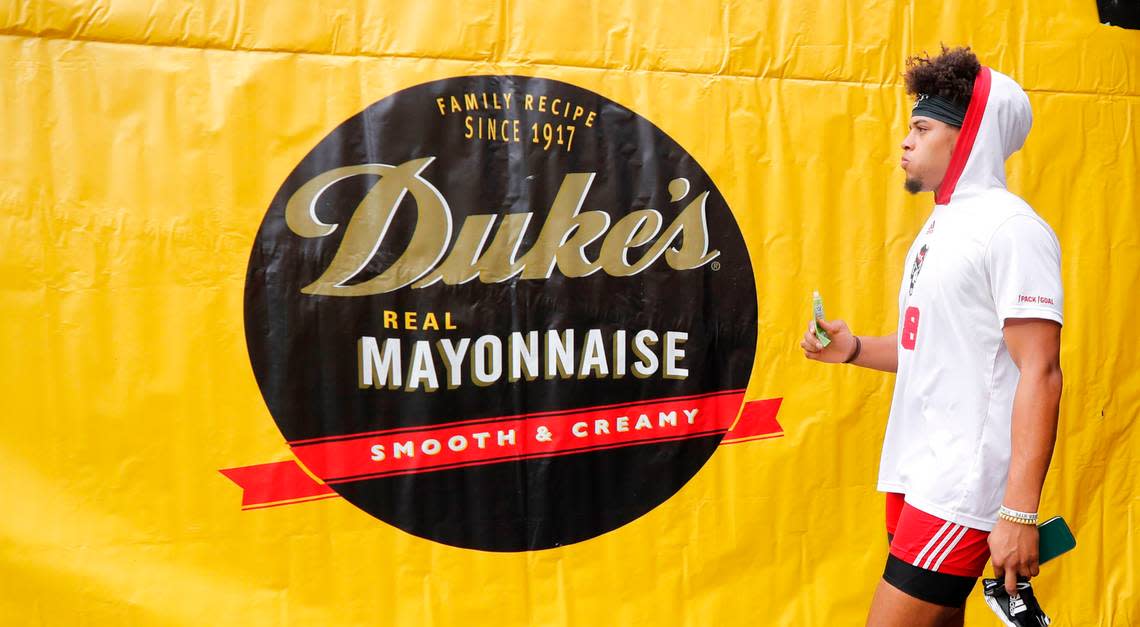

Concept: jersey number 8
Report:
left=901, top=306, right=920, bottom=351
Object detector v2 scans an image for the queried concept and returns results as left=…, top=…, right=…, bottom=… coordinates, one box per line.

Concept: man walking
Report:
left=801, top=47, right=1064, bottom=626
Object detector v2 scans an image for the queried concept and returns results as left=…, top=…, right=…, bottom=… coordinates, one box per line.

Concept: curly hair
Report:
left=904, top=45, right=981, bottom=108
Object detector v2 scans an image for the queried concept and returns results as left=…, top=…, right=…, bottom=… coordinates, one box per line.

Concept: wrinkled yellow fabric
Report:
left=1, top=1, right=1136, bottom=624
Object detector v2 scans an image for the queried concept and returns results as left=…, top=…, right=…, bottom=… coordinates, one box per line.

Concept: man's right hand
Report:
left=801, top=318, right=857, bottom=363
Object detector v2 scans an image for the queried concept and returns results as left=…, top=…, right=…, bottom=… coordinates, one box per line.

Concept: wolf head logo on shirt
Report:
left=908, top=244, right=928, bottom=296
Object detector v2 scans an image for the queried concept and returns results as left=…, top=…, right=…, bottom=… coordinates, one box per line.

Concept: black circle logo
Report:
left=245, top=76, right=757, bottom=551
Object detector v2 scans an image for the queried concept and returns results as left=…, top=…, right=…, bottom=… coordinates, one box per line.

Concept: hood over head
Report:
left=935, top=68, right=1033, bottom=205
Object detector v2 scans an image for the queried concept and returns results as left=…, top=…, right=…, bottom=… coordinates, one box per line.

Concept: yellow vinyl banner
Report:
left=1, top=1, right=1137, bottom=625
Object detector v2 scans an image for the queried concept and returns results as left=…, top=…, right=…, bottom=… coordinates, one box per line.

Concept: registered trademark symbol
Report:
left=711, top=261, right=721, bottom=271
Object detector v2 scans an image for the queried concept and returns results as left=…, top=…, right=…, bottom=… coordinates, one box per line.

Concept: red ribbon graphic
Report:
left=222, top=393, right=782, bottom=510
left=218, top=460, right=337, bottom=509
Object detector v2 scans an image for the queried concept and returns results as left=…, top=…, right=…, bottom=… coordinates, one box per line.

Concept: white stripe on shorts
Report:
left=922, top=524, right=962, bottom=570
left=913, top=521, right=954, bottom=567
left=931, top=525, right=970, bottom=572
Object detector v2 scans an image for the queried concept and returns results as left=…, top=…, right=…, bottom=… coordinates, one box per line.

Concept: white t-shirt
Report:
left=876, top=192, right=1063, bottom=531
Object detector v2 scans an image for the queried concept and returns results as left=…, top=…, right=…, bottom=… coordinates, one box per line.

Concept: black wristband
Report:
left=844, top=336, right=862, bottom=364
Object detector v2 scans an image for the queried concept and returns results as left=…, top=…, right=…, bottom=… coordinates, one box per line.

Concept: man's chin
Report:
left=904, top=178, right=924, bottom=194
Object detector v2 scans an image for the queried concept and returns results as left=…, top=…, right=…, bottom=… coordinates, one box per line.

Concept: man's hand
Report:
left=801, top=318, right=856, bottom=363
left=988, top=518, right=1040, bottom=595
left=992, top=318, right=1061, bottom=597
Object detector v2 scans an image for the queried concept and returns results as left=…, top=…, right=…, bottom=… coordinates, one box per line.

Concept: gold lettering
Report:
left=662, top=191, right=720, bottom=270
left=450, top=96, right=461, bottom=112
left=423, top=312, right=439, bottom=331
left=596, top=189, right=720, bottom=276
left=436, top=98, right=447, bottom=115
left=287, top=165, right=718, bottom=296
left=598, top=210, right=664, bottom=276
left=464, top=116, right=473, bottom=138
left=284, top=158, right=451, bottom=296
left=524, top=94, right=534, bottom=110
left=475, top=213, right=532, bottom=282
left=445, top=312, right=457, bottom=330
left=404, top=311, right=418, bottom=329
left=412, top=214, right=496, bottom=287
left=464, top=93, right=479, bottom=110
left=414, top=211, right=530, bottom=287
left=517, top=174, right=608, bottom=279
left=383, top=310, right=398, bottom=329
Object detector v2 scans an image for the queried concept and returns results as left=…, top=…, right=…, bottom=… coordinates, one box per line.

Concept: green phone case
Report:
left=1039, top=516, right=1076, bottom=564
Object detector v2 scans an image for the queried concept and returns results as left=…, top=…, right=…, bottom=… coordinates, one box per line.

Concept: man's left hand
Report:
left=988, top=518, right=1040, bottom=595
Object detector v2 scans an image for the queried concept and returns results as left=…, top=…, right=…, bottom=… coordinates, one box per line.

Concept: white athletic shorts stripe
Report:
left=922, top=524, right=962, bottom=570
left=931, top=525, right=971, bottom=572
left=912, top=521, right=954, bottom=567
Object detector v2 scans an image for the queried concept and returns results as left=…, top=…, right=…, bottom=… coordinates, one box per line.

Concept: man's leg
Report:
left=866, top=578, right=965, bottom=627
left=871, top=496, right=987, bottom=627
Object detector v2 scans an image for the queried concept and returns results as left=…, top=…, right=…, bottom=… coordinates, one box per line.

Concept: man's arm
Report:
left=987, top=318, right=1063, bottom=595
left=800, top=318, right=898, bottom=373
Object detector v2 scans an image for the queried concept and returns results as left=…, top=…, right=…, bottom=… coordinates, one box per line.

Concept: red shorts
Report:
left=885, top=492, right=990, bottom=578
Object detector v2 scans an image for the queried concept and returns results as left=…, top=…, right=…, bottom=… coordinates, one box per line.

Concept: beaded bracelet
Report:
left=998, top=506, right=1038, bottom=525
